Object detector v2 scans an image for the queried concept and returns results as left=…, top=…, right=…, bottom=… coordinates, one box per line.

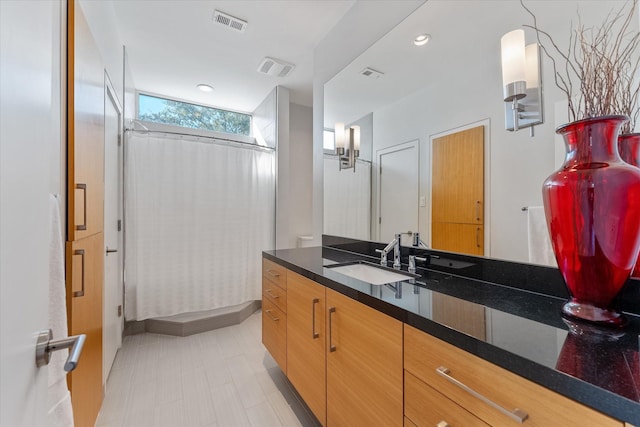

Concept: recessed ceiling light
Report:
left=413, top=34, right=431, bottom=46
left=197, top=84, right=214, bottom=92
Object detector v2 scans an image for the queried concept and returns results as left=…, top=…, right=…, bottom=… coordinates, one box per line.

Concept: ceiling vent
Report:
left=360, top=67, right=384, bottom=79
left=257, top=57, right=295, bottom=78
left=212, top=10, right=247, bottom=33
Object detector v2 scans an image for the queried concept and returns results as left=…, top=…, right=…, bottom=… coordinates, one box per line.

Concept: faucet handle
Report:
left=409, top=255, right=428, bottom=271
left=375, top=249, right=388, bottom=265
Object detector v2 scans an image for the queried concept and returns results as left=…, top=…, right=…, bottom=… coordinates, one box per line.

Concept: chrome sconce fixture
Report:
left=501, top=29, right=543, bottom=135
left=335, top=122, right=360, bottom=171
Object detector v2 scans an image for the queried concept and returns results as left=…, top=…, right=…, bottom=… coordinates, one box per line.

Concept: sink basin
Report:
left=325, top=261, right=417, bottom=285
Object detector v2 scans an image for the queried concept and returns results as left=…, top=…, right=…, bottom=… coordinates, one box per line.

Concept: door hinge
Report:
left=117, top=134, right=122, bottom=146
left=379, top=217, right=382, bottom=224
left=117, top=305, right=122, bottom=317
left=117, top=220, right=122, bottom=231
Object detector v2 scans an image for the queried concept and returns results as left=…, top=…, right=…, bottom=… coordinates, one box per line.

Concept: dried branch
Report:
left=520, top=0, right=640, bottom=131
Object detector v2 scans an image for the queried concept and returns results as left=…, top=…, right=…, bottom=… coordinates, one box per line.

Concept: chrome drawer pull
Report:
left=328, top=307, right=336, bottom=352
left=312, top=298, right=319, bottom=339
left=265, top=289, right=279, bottom=299
left=265, top=309, right=279, bottom=322
left=266, top=269, right=281, bottom=278
left=436, top=366, right=528, bottom=423
left=437, top=422, right=450, bottom=427
left=75, top=183, right=87, bottom=231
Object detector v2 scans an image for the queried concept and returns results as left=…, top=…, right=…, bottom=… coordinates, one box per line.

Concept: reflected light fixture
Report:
left=197, top=84, right=214, bottom=92
left=413, top=34, right=431, bottom=46
left=334, top=122, right=360, bottom=172
left=500, top=29, right=543, bottom=135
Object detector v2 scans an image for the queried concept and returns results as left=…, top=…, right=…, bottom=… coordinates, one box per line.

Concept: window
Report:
left=137, top=93, right=251, bottom=136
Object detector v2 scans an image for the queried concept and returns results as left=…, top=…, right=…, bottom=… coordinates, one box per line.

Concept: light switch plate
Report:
left=419, top=196, right=426, bottom=207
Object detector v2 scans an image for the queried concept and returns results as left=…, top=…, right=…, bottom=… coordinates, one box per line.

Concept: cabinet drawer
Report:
left=263, top=258, right=287, bottom=290
left=405, top=371, right=489, bottom=427
left=404, top=325, right=622, bottom=427
left=262, top=298, right=286, bottom=373
left=263, top=278, right=287, bottom=312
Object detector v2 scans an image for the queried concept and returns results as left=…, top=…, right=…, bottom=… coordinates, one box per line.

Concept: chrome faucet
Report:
left=412, top=232, right=429, bottom=249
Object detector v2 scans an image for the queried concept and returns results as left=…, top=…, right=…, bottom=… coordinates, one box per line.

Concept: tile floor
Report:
left=95, top=310, right=320, bottom=427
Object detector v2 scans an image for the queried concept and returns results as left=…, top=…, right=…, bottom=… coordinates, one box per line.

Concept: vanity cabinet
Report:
left=404, top=324, right=623, bottom=427
left=262, top=259, right=287, bottom=372
left=326, top=288, right=404, bottom=426
left=286, top=272, right=326, bottom=425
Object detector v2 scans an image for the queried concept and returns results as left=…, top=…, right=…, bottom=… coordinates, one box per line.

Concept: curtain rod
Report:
left=125, top=125, right=275, bottom=152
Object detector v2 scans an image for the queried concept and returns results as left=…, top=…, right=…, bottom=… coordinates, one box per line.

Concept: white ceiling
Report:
left=112, top=0, right=355, bottom=114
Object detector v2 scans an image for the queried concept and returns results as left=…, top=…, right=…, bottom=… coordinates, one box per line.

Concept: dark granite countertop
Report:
left=263, top=245, right=640, bottom=425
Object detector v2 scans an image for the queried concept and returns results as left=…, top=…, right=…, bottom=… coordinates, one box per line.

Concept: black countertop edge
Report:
left=262, top=248, right=640, bottom=425
left=404, top=313, right=640, bottom=425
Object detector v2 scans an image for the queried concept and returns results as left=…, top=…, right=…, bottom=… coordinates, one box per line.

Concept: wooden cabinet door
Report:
left=432, top=126, right=484, bottom=225
left=286, top=272, right=326, bottom=426
left=66, top=232, right=104, bottom=427
left=326, top=288, right=403, bottom=427
left=262, top=296, right=287, bottom=373
left=432, top=223, right=484, bottom=255
left=67, top=0, right=104, bottom=241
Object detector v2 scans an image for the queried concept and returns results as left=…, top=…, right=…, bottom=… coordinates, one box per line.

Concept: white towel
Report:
left=48, top=194, right=74, bottom=427
left=527, top=206, right=557, bottom=267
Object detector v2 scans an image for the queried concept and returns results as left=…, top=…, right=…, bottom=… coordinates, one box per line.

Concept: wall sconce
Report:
left=501, top=29, right=543, bottom=135
left=335, top=122, right=360, bottom=171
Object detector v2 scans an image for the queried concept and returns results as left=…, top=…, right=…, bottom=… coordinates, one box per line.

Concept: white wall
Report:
left=289, top=103, right=314, bottom=246
left=79, top=0, right=124, bottom=107
left=312, top=1, right=426, bottom=245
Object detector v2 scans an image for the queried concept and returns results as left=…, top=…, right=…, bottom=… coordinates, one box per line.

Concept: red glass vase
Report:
left=618, top=133, right=640, bottom=278
left=542, top=115, right=640, bottom=326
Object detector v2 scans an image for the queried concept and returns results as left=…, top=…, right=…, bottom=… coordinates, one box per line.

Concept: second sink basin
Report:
left=325, top=261, right=418, bottom=285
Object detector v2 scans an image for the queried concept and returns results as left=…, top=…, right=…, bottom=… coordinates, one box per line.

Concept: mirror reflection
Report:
left=323, top=0, right=636, bottom=264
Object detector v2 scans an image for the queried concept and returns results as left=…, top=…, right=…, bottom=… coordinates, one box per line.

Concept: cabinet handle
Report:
left=73, top=249, right=85, bottom=297
left=475, top=200, right=481, bottom=222
left=476, top=227, right=481, bottom=248
left=76, top=183, right=87, bottom=231
left=328, top=307, right=336, bottom=352
left=312, top=298, right=320, bottom=339
left=265, top=288, right=279, bottom=299
left=436, top=366, right=528, bottom=423
left=266, top=269, right=280, bottom=278
left=437, top=422, right=450, bottom=427
left=265, top=309, right=279, bottom=322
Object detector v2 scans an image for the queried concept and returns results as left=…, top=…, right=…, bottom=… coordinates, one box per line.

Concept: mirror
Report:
left=323, top=0, right=635, bottom=264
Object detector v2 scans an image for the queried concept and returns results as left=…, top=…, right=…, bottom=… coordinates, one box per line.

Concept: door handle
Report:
left=106, top=247, right=118, bottom=254
left=73, top=249, right=85, bottom=297
left=75, top=183, right=87, bottom=231
left=35, top=330, right=86, bottom=372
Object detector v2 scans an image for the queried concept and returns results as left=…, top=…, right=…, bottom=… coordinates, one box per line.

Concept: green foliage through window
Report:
left=138, top=94, right=251, bottom=136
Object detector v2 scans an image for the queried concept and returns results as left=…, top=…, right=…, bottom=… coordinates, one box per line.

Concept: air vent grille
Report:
left=212, top=10, right=247, bottom=32
left=257, top=57, right=295, bottom=78
left=360, top=67, right=384, bottom=79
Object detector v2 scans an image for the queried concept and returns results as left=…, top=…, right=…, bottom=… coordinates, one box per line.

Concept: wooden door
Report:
left=66, top=1, right=105, bottom=425
left=66, top=233, right=104, bottom=427
left=431, top=126, right=484, bottom=255
left=326, top=288, right=403, bottom=426
left=432, top=223, right=484, bottom=256
left=286, top=272, right=326, bottom=425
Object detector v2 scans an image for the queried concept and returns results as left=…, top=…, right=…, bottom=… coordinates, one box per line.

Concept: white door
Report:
left=377, top=141, right=419, bottom=243
left=0, top=1, right=62, bottom=425
left=103, top=77, right=123, bottom=383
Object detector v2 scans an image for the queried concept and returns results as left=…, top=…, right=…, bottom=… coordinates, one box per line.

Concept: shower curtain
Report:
left=124, top=132, right=275, bottom=321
